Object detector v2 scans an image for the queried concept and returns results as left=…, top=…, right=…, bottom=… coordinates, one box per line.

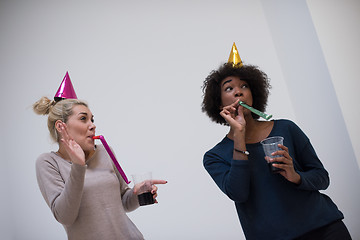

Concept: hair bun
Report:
left=33, top=97, right=56, bottom=115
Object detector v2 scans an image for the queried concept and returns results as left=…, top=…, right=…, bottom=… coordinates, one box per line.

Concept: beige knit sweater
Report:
left=36, top=145, right=144, bottom=240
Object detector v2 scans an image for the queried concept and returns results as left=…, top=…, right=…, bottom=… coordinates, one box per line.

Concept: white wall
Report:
left=306, top=0, right=360, bottom=170
left=260, top=0, right=360, bottom=238
left=0, top=0, right=359, bottom=239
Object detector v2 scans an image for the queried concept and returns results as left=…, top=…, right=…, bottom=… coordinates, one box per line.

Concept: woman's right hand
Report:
left=220, top=100, right=246, bottom=132
left=58, top=122, right=86, bottom=166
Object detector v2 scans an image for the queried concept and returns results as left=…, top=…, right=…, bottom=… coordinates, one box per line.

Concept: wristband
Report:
left=234, top=148, right=249, bottom=156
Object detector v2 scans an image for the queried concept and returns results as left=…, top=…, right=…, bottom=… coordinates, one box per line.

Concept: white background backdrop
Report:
left=1, top=0, right=359, bottom=239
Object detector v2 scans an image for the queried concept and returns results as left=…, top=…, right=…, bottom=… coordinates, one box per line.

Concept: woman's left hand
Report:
left=270, top=145, right=301, bottom=185
left=133, top=179, right=167, bottom=203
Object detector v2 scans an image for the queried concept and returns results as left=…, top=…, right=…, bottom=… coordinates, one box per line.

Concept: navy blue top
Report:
left=203, top=119, right=343, bottom=240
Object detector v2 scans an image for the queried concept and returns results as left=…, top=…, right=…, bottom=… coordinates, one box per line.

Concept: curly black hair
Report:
left=201, top=63, right=271, bottom=125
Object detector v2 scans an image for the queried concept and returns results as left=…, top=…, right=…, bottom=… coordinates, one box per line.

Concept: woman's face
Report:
left=220, top=76, right=253, bottom=109
left=65, top=105, right=96, bottom=153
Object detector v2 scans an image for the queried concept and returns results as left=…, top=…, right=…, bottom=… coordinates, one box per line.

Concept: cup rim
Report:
left=131, top=172, right=152, bottom=184
left=260, top=136, right=284, bottom=145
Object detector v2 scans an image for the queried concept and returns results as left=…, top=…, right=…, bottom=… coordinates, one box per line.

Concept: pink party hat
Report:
left=54, top=71, right=78, bottom=101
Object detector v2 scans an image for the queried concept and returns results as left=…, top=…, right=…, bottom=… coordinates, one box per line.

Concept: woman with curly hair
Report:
left=201, top=44, right=351, bottom=240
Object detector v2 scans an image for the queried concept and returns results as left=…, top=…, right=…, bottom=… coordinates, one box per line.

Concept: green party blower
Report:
left=239, top=101, right=272, bottom=120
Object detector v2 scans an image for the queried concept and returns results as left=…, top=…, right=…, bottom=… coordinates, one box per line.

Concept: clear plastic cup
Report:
left=260, top=136, right=284, bottom=173
left=132, top=172, right=155, bottom=206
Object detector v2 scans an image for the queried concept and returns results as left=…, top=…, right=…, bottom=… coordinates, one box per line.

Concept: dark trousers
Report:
left=294, top=220, right=351, bottom=240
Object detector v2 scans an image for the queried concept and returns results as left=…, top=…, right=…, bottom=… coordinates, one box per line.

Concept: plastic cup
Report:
left=260, top=136, right=284, bottom=173
left=132, top=172, right=155, bottom=206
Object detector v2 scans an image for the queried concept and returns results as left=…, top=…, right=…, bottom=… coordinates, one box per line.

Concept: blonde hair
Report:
left=33, top=97, right=88, bottom=142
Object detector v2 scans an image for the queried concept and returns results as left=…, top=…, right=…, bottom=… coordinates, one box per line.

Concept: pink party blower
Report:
left=93, top=135, right=131, bottom=184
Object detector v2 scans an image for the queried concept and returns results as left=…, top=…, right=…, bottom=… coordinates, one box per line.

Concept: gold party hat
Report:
left=228, top=42, right=243, bottom=67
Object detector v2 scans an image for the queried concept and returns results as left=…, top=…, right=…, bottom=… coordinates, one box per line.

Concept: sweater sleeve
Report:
left=35, top=154, right=86, bottom=226
left=204, top=150, right=251, bottom=203
left=288, top=121, right=330, bottom=191
left=119, top=174, right=140, bottom=212
left=294, top=140, right=330, bottom=191
left=107, top=146, right=140, bottom=212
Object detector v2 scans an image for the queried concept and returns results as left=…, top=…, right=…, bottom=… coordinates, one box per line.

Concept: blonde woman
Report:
left=33, top=96, right=166, bottom=240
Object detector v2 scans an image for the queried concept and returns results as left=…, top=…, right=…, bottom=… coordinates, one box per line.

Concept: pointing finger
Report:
left=152, top=180, right=168, bottom=185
